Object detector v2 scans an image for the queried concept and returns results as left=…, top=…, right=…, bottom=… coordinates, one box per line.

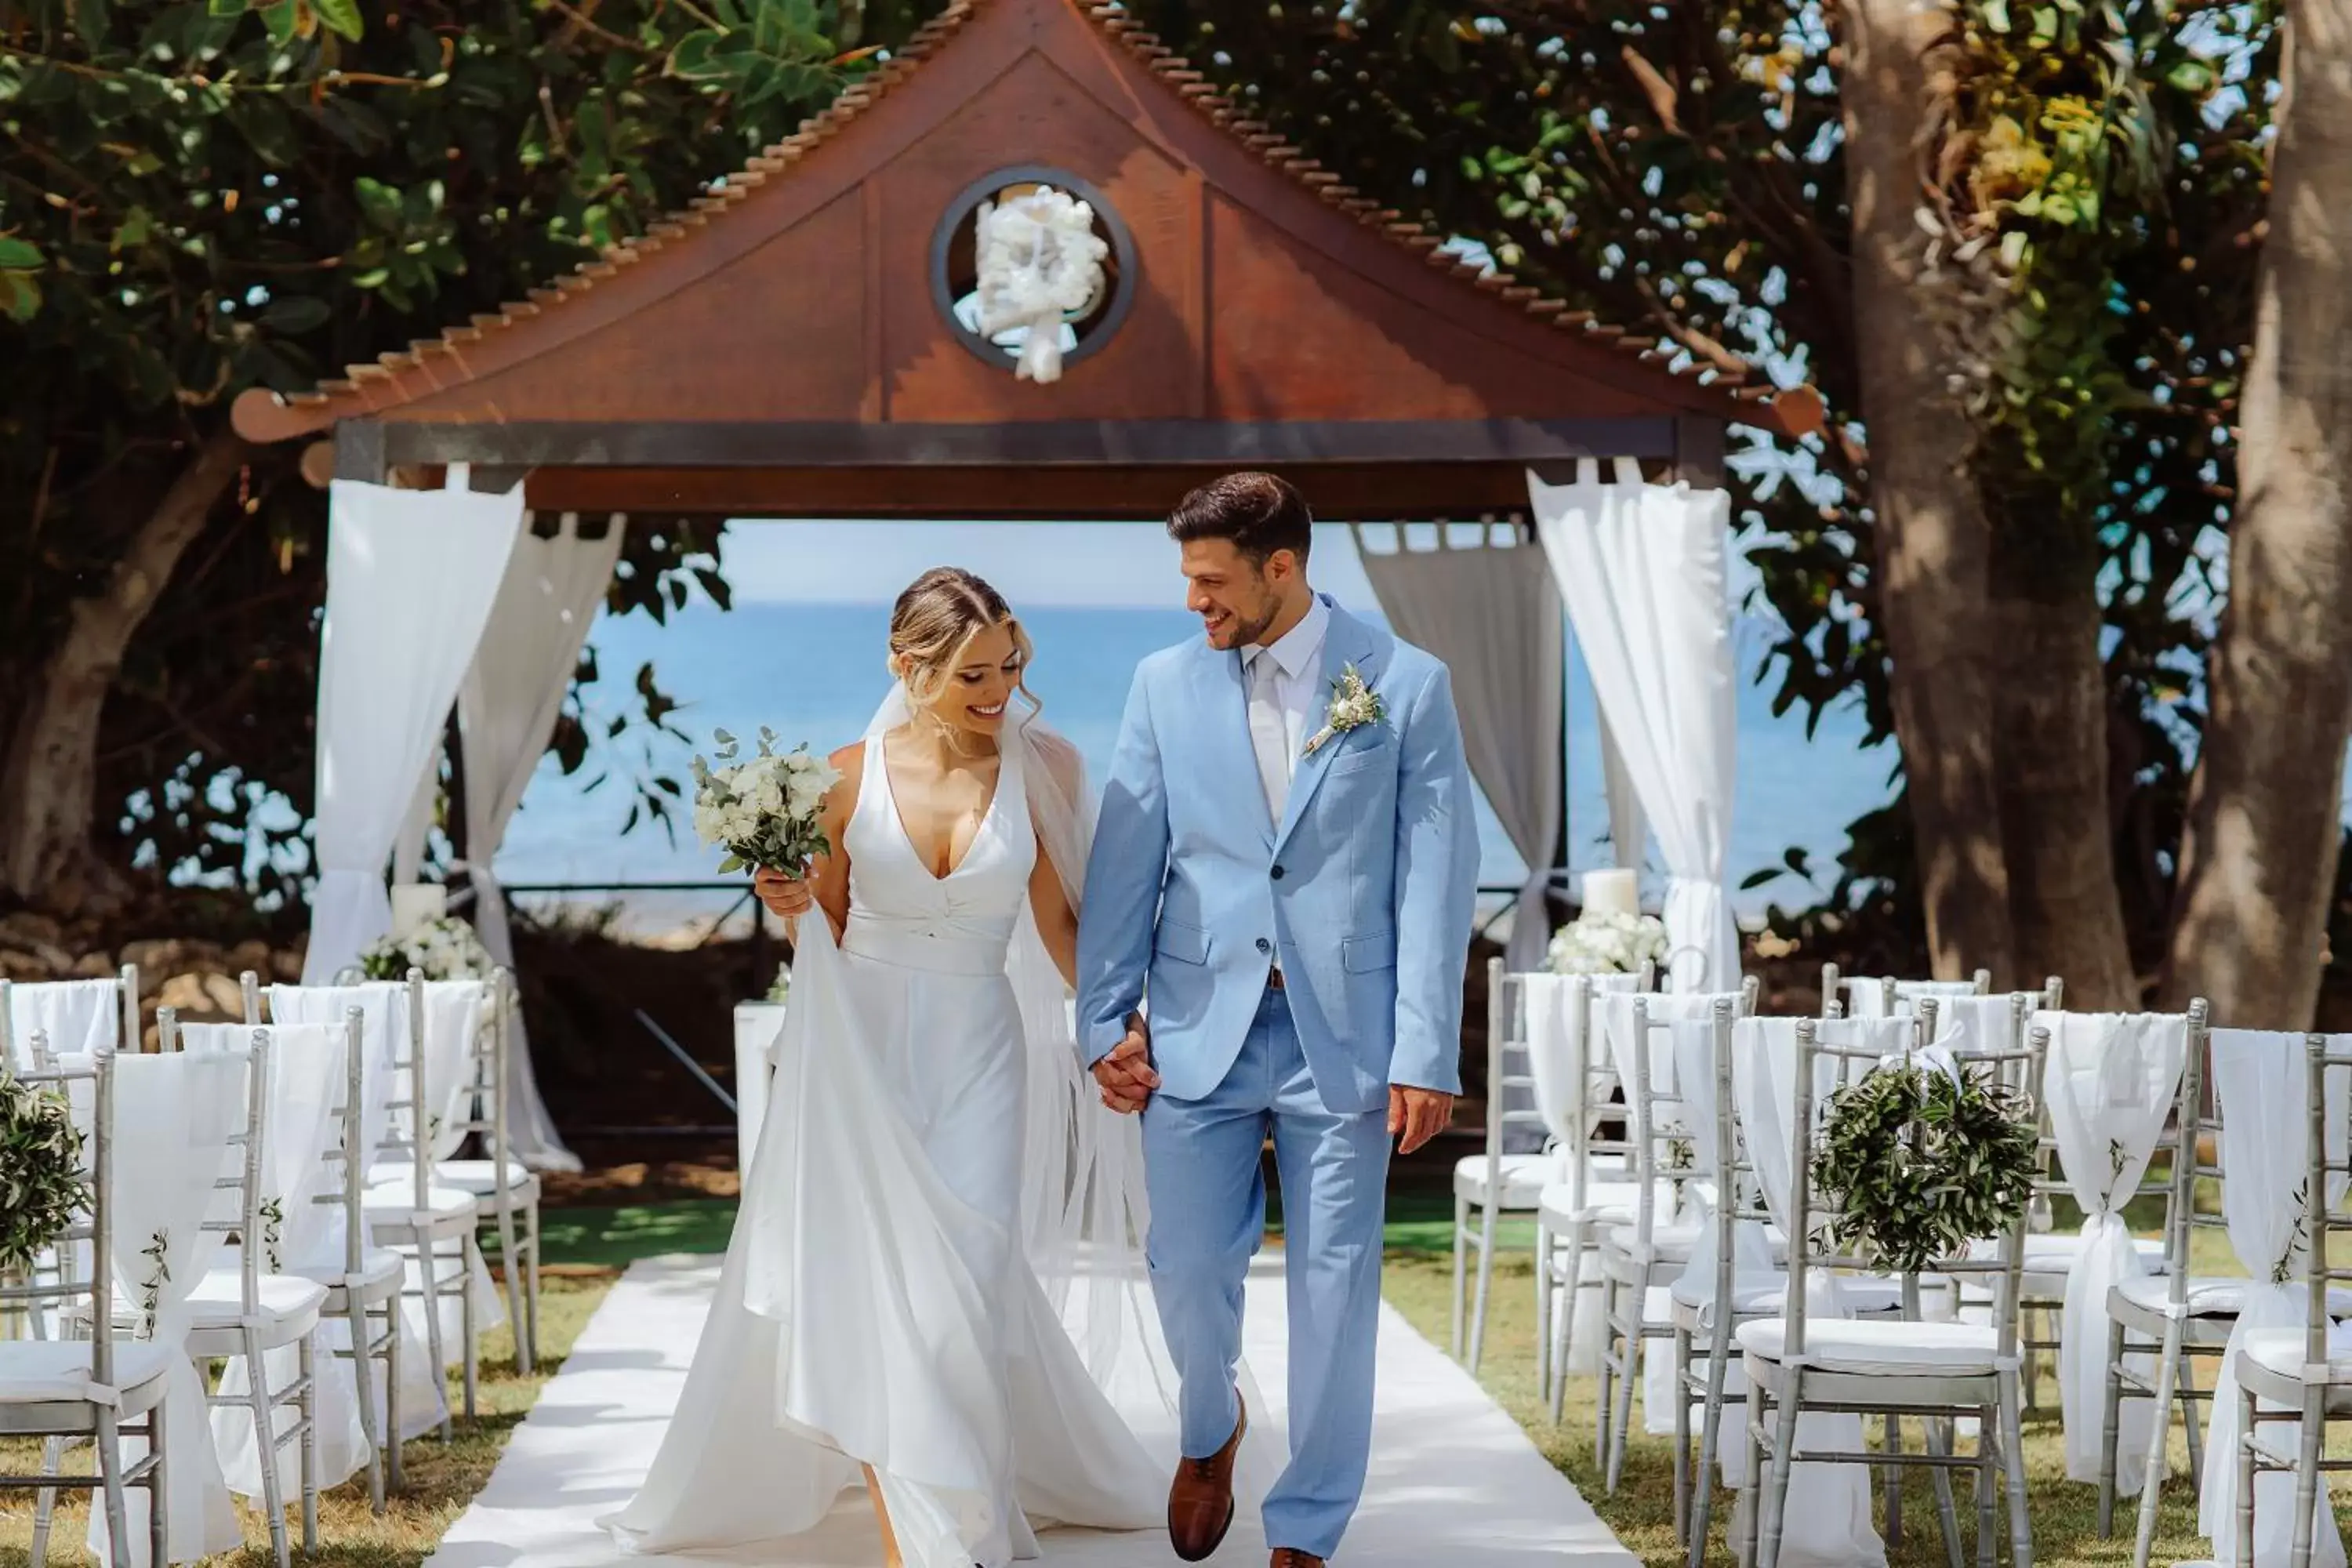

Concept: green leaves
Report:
left=1812, top=1061, right=2041, bottom=1275
left=0, top=1080, right=89, bottom=1276
left=0, top=237, right=43, bottom=324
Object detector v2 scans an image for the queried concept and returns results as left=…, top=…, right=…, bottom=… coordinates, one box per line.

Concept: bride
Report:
left=604, top=568, right=1240, bottom=1568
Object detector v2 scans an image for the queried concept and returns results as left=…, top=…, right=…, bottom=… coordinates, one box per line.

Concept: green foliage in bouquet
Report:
left=1810, top=1062, right=2039, bottom=1275
left=1, top=1077, right=89, bottom=1276
left=691, top=728, right=840, bottom=877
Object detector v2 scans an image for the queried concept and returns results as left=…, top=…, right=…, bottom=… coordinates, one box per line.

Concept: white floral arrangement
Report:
left=974, top=186, right=1108, bottom=384
left=1547, top=909, right=1670, bottom=975
left=764, top=969, right=790, bottom=1005
left=361, top=914, right=491, bottom=982
left=691, top=728, right=839, bottom=877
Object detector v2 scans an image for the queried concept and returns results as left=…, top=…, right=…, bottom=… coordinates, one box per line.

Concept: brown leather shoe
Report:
left=1168, top=1392, right=1247, bottom=1561
left=1269, top=1552, right=1326, bottom=1567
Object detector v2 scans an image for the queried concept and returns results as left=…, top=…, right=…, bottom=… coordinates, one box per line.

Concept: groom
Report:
left=1076, top=473, right=1479, bottom=1567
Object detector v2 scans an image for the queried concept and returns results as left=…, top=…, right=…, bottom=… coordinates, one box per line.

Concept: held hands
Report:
left=1092, top=1014, right=1159, bottom=1115
left=753, top=866, right=814, bottom=920
left=1388, top=1086, right=1452, bottom=1156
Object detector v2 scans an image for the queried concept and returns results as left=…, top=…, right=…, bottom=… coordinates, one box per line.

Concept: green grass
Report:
left=538, top=1198, right=737, bottom=1269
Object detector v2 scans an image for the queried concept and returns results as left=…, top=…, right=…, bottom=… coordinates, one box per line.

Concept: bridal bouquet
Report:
left=692, top=728, right=840, bottom=877
left=361, top=915, right=491, bottom=982
left=1546, top=909, right=1670, bottom=976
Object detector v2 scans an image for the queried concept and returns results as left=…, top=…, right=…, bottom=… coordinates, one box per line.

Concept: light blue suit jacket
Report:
left=1076, top=601, right=1481, bottom=1115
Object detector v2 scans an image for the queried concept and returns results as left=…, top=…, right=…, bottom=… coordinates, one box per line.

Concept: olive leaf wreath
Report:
left=1809, top=1061, right=2040, bottom=1276
left=0, top=1076, right=89, bottom=1276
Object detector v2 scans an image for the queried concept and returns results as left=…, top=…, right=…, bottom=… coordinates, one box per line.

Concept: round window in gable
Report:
left=931, top=167, right=1136, bottom=383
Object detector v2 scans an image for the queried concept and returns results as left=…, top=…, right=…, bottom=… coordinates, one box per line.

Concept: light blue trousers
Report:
left=1141, top=985, right=1390, bottom=1560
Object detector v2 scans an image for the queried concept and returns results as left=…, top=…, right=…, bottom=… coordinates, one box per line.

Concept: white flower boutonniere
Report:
left=1303, top=663, right=1385, bottom=757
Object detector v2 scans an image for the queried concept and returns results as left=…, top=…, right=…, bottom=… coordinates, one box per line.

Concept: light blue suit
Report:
left=1077, top=598, right=1479, bottom=1559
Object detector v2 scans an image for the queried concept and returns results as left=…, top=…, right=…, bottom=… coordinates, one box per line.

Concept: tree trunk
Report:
left=1838, top=0, right=2020, bottom=986
left=0, top=425, right=252, bottom=913
left=1985, top=588, right=2140, bottom=1007
left=2161, top=0, right=2352, bottom=1026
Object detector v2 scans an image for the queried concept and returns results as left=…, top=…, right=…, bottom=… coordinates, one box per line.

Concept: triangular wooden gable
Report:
left=236, top=0, right=1816, bottom=517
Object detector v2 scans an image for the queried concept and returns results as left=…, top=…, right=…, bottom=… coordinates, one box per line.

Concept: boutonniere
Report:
left=1303, top=663, right=1385, bottom=757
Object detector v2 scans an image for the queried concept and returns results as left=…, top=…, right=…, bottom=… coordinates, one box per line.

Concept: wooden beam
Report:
left=493, top=461, right=1548, bottom=519
left=377, top=416, right=1680, bottom=471
left=1673, top=416, right=1726, bottom=488
left=333, top=419, right=388, bottom=483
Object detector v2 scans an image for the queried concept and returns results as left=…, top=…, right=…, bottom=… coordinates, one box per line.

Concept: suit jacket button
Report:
left=1255, top=938, right=1272, bottom=954
left=1270, top=865, right=1286, bottom=881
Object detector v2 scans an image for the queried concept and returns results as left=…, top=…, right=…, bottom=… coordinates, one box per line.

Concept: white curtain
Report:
left=1530, top=459, right=1739, bottom=994
left=454, top=511, right=623, bottom=1172
left=2034, top=1011, right=2187, bottom=1494
left=2200, top=1030, right=2351, bottom=1568
left=1355, top=522, right=1563, bottom=974
left=1599, top=710, right=1646, bottom=873
left=304, top=467, right=524, bottom=983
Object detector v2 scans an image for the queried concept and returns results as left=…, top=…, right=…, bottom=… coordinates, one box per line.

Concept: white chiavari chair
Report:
left=2231, top=1031, right=2352, bottom=1568
left=0, top=1047, right=171, bottom=1568
left=169, top=1015, right=326, bottom=1568
left=1739, top=1018, right=2047, bottom=1568
left=421, top=969, right=541, bottom=1372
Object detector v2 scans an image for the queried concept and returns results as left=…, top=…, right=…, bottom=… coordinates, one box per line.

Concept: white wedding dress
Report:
left=604, top=717, right=1214, bottom=1568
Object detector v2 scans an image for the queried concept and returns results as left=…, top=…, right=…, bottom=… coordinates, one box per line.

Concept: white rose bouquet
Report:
left=361, top=914, right=492, bottom=982
left=1547, top=909, right=1671, bottom=976
left=691, top=728, right=840, bottom=877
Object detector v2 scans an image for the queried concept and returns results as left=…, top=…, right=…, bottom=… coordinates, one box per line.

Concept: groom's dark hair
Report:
left=1167, top=472, right=1312, bottom=567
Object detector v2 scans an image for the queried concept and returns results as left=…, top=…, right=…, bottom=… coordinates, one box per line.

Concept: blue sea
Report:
left=495, top=601, right=1892, bottom=937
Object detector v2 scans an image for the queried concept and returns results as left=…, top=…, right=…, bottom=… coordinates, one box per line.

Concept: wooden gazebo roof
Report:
left=233, top=0, right=1821, bottom=519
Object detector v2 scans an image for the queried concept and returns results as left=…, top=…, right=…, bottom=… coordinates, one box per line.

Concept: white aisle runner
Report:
left=426, top=1254, right=1633, bottom=1568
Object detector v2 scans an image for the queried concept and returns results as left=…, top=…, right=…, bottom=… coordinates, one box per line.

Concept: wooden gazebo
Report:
left=232, top=0, right=1819, bottom=516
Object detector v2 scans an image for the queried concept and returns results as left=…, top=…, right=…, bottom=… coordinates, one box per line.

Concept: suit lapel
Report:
left=1272, top=605, right=1385, bottom=858
left=1192, top=637, right=1277, bottom=850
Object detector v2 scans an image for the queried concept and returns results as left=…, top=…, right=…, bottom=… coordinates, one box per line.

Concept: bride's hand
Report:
left=753, top=867, right=814, bottom=919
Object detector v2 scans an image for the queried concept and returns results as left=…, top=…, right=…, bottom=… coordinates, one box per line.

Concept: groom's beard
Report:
left=1220, top=596, right=1281, bottom=649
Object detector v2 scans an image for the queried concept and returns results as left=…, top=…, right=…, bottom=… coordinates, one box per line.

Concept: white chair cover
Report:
left=180, top=1022, right=375, bottom=1498
left=1727, top=1017, right=1898, bottom=1568
left=6, top=978, right=119, bottom=1066
left=61, top=1051, right=249, bottom=1566
left=1666, top=1015, right=1776, bottom=1308
left=269, top=984, right=445, bottom=1439
left=2034, top=1011, right=2187, bottom=1493
left=1842, top=978, right=1979, bottom=1020
left=1528, top=458, right=1740, bottom=994
left=1934, top=995, right=2024, bottom=1057
left=2198, top=1030, right=2351, bottom=1568
left=1523, top=972, right=1642, bottom=1149
left=1599, top=990, right=1741, bottom=1434
left=420, top=981, right=488, bottom=1163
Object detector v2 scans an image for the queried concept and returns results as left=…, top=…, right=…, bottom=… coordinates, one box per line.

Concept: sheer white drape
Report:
left=1600, top=710, right=1646, bottom=872
left=1355, top=522, right=1563, bottom=974
left=451, top=511, right=623, bottom=1171
left=1529, top=459, right=1739, bottom=993
left=304, top=469, right=524, bottom=983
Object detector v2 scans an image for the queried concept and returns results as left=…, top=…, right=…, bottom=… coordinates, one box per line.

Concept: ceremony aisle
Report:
left=414, top=1253, right=1635, bottom=1568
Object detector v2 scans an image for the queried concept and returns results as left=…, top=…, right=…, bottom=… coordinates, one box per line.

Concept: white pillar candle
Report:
left=390, top=882, right=447, bottom=938
left=1581, top=867, right=1639, bottom=919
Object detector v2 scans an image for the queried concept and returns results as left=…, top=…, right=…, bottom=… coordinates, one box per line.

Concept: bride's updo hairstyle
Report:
left=888, top=567, right=1038, bottom=718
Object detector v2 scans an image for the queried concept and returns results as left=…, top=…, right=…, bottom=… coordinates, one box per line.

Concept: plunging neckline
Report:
left=876, top=731, right=1007, bottom=884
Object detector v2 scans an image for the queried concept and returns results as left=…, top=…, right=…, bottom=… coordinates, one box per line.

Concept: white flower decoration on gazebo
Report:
left=973, top=186, right=1109, bottom=384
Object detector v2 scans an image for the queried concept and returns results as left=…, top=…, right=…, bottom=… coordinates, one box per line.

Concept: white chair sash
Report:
left=63, top=1051, right=249, bottom=1566
left=2034, top=1011, right=2187, bottom=1494
left=181, top=1022, right=378, bottom=1498
left=2199, top=1030, right=2350, bottom=1568
left=1523, top=972, right=1642, bottom=1150
left=1727, top=1017, right=1900, bottom=1568
left=7, top=978, right=119, bottom=1066
left=420, top=981, right=488, bottom=1163
left=267, top=984, right=447, bottom=1438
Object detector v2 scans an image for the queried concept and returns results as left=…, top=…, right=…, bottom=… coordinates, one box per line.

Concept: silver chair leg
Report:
left=1450, top=1192, right=1468, bottom=1360
left=247, top=1323, right=292, bottom=1568
left=2132, top=1321, right=2186, bottom=1568
left=299, top=1331, right=319, bottom=1551
left=1883, top=1411, right=1904, bottom=1552
left=2097, top=1315, right=2126, bottom=1537
left=460, top=1233, right=481, bottom=1420
left=1534, top=1223, right=1555, bottom=1406
left=1468, top=1200, right=1499, bottom=1374
left=1923, top=1414, right=1964, bottom=1568
left=1998, top=1367, right=2034, bottom=1567
left=383, top=1294, right=406, bottom=1490
left=1758, top=1364, right=1805, bottom=1568
left=2235, top=1384, right=2258, bottom=1568
left=1672, top=1327, right=1693, bottom=1544
left=1976, top=1403, right=1999, bottom=1568
left=1688, top=1321, right=1733, bottom=1568
left=344, top=1298, right=385, bottom=1514
left=31, top=1434, right=64, bottom=1566
left=521, top=1196, right=542, bottom=1375
left=146, top=1402, right=168, bottom=1568
left=96, top=1408, right=131, bottom=1568
left=2290, top=1388, right=2324, bottom=1568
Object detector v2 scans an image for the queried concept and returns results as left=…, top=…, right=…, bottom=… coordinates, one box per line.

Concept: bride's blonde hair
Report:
left=888, top=567, right=1038, bottom=720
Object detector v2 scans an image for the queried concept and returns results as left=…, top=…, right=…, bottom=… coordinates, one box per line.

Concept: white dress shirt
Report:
left=1242, top=593, right=1330, bottom=822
